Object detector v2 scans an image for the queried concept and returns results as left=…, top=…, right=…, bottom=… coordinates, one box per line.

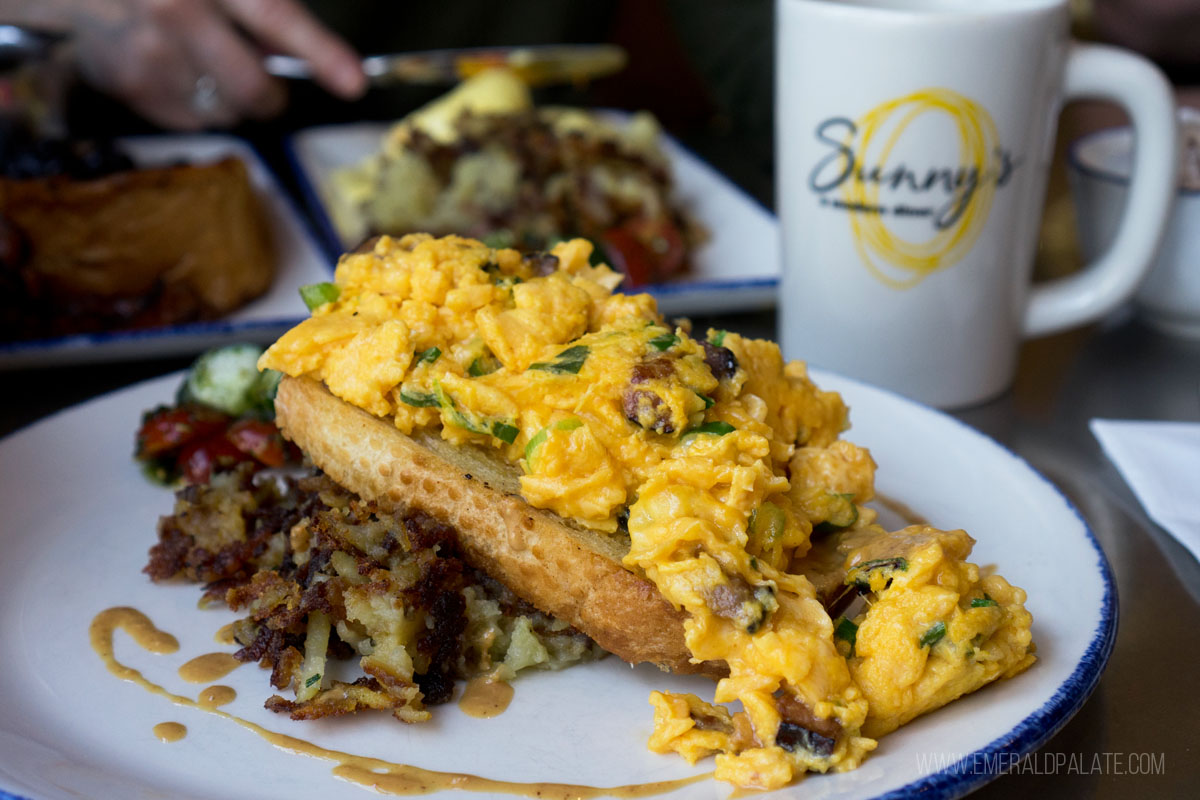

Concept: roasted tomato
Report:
left=227, top=419, right=289, bottom=467
left=135, top=406, right=230, bottom=460
left=179, top=434, right=252, bottom=485
left=601, top=218, right=687, bottom=287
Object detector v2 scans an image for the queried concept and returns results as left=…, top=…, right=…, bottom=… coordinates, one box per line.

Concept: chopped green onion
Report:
left=524, top=429, right=550, bottom=464
left=304, top=673, right=322, bottom=688
left=492, top=422, right=519, bottom=444
left=529, top=344, right=589, bottom=375
left=710, top=330, right=728, bottom=347
left=856, top=557, right=908, bottom=573
left=749, top=501, right=787, bottom=544
left=696, top=393, right=716, bottom=409
left=749, top=557, right=759, bottom=571
left=524, top=418, right=583, bottom=467
left=834, top=617, right=859, bottom=650
left=919, top=621, right=947, bottom=648
left=415, top=347, right=442, bottom=365
left=399, top=390, right=438, bottom=408
left=468, top=351, right=500, bottom=377
left=971, top=595, right=999, bottom=608
left=846, top=557, right=909, bottom=592
left=299, top=282, right=340, bottom=311
left=684, top=421, right=736, bottom=437
left=432, top=380, right=518, bottom=444
left=824, top=492, right=859, bottom=529
left=649, top=332, right=678, bottom=351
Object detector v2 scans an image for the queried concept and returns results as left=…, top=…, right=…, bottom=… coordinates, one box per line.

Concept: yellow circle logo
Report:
left=809, top=89, right=1015, bottom=289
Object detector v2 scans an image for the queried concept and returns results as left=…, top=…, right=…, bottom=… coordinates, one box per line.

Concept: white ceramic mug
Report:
left=1069, top=108, right=1200, bottom=339
left=776, top=0, right=1179, bottom=408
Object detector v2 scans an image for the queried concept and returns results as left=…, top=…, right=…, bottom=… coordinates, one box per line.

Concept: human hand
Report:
left=59, top=0, right=367, bottom=129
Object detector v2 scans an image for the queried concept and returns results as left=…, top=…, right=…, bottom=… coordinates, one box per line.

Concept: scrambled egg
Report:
left=260, top=234, right=1035, bottom=790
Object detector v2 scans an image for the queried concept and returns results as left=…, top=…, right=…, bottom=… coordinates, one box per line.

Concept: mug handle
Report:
left=1024, top=43, right=1179, bottom=338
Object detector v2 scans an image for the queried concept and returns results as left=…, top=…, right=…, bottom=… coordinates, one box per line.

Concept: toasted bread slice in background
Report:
left=275, top=375, right=723, bottom=677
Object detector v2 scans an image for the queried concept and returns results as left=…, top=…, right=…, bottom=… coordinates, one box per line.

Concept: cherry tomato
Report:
left=600, top=218, right=687, bottom=287
left=227, top=419, right=287, bottom=467
left=136, top=406, right=229, bottom=459
left=179, top=434, right=251, bottom=485
left=601, top=225, right=652, bottom=286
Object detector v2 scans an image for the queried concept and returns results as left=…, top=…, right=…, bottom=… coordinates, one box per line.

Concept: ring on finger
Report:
left=190, top=74, right=221, bottom=116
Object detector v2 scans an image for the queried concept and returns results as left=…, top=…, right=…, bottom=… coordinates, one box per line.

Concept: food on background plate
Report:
left=141, top=344, right=605, bottom=721
left=255, top=233, right=1037, bottom=789
left=0, top=134, right=275, bottom=342
left=329, top=68, right=704, bottom=287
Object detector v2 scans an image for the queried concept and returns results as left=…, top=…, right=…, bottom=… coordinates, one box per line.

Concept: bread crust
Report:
left=275, top=376, right=721, bottom=677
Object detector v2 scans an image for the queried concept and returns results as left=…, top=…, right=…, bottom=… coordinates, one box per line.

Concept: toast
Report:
left=0, top=156, right=274, bottom=339
left=274, top=374, right=722, bottom=677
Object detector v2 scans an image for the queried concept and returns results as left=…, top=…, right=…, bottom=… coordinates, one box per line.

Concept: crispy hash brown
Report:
left=146, top=465, right=604, bottom=721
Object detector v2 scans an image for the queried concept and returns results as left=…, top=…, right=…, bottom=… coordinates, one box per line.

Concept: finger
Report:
left=75, top=20, right=211, bottom=130
left=218, top=0, right=367, bottom=99
left=148, top=0, right=286, bottom=120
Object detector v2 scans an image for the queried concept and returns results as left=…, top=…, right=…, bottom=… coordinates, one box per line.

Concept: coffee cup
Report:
left=776, top=0, right=1179, bottom=408
left=1069, top=107, right=1200, bottom=338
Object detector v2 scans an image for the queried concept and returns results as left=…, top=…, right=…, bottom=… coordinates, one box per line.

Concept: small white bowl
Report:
left=1068, top=107, right=1200, bottom=337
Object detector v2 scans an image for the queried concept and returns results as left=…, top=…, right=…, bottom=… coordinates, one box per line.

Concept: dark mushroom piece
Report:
left=623, top=389, right=675, bottom=434
left=703, top=574, right=778, bottom=634
left=522, top=252, right=560, bottom=276
left=702, top=340, right=739, bottom=381
left=775, top=691, right=841, bottom=758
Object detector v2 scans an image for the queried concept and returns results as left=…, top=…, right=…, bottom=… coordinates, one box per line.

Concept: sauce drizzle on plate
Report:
left=91, top=607, right=709, bottom=798
left=153, top=722, right=186, bottom=743
left=457, top=674, right=514, bottom=718
left=178, top=652, right=242, bottom=683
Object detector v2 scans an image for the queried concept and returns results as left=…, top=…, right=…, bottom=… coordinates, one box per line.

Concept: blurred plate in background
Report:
left=0, top=134, right=330, bottom=370
left=286, top=116, right=780, bottom=318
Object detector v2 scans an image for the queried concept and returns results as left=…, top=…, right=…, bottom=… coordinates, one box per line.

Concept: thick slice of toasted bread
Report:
left=274, top=375, right=720, bottom=676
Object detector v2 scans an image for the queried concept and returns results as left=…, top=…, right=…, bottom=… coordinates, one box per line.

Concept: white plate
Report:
left=285, top=119, right=780, bottom=317
left=0, top=135, right=332, bottom=369
left=0, top=369, right=1114, bottom=800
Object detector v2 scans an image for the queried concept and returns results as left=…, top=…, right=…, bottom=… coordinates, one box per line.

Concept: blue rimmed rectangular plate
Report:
left=0, top=134, right=332, bottom=370
left=285, top=118, right=780, bottom=317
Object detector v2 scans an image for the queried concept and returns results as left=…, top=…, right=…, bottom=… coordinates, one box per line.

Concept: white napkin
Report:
left=1090, top=419, right=1200, bottom=563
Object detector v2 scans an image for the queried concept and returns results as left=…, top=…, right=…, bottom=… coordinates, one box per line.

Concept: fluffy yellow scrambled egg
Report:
left=260, top=234, right=1035, bottom=789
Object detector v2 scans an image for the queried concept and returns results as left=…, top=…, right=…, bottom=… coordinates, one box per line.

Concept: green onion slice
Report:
left=415, top=347, right=442, bottom=365
left=684, top=421, right=736, bottom=437
left=399, top=389, right=438, bottom=408
left=919, top=621, right=947, bottom=648
left=299, top=282, right=340, bottom=311
left=649, top=332, right=678, bottom=351
left=834, top=617, right=859, bottom=650
left=524, top=418, right=583, bottom=467
left=528, top=344, right=589, bottom=374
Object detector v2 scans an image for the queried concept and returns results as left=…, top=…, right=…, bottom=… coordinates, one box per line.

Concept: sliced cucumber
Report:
left=180, top=344, right=266, bottom=416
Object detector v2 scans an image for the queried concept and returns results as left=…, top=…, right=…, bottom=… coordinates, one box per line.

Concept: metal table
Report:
left=2, top=292, right=1197, bottom=800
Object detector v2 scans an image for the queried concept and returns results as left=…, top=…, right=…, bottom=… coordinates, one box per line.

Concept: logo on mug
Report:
left=807, top=88, right=1020, bottom=289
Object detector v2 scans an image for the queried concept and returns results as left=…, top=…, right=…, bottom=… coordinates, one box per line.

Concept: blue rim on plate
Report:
left=281, top=122, right=782, bottom=303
